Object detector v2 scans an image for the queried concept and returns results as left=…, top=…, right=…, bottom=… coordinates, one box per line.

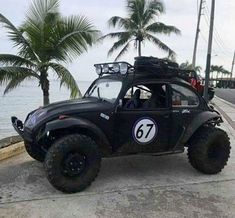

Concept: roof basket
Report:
left=134, top=56, right=180, bottom=77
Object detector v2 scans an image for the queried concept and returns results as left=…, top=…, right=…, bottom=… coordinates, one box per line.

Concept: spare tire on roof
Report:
left=134, top=56, right=179, bottom=77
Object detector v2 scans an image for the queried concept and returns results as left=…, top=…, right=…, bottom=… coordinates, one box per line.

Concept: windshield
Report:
left=85, top=79, right=122, bottom=103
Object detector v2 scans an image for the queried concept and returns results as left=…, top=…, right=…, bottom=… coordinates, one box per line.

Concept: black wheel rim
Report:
left=62, top=153, right=87, bottom=177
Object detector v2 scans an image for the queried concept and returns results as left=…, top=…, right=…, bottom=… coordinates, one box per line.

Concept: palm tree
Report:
left=180, top=61, right=202, bottom=74
left=221, top=69, right=230, bottom=79
left=101, top=0, right=180, bottom=61
left=210, top=65, right=224, bottom=80
left=0, top=0, right=99, bottom=105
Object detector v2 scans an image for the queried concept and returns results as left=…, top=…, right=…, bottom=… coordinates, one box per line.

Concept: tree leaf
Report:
left=46, top=62, right=81, bottom=98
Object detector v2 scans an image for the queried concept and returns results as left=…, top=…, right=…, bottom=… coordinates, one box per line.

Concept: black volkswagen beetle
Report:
left=12, top=57, right=231, bottom=193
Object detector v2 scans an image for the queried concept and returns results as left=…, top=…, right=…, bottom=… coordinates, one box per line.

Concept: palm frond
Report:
left=4, top=74, right=32, bottom=94
left=146, top=22, right=181, bottom=35
left=108, top=36, right=133, bottom=57
left=143, top=0, right=165, bottom=25
left=108, top=16, right=129, bottom=28
left=128, top=0, right=148, bottom=28
left=0, top=66, right=39, bottom=85
left=47, top=62, right=81, bottom=98
left=27, top=0, right=59, bottom=23
left=99, top=32, right=130, bottom=41
left=0, top=54, right=36, bottom=68
left=115, top=40, right=134, bottom=61
left=0, top=13, right=39, bottom=62
left=52, top=15, right=100, bottom=62
left=146, top=33, right=175, bottom=57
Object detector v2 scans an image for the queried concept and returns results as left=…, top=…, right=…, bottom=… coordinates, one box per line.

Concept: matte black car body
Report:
left=12, top=70, right=222, bottom=157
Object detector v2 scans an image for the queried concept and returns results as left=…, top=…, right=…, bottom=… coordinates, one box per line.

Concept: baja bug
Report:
left=12, top=57, right=231, bottom=193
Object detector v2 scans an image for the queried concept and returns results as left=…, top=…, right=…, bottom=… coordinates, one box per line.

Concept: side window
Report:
left=123, top=83, right=167, bottom=110
left=171, top=84, right=199, bottom=107
left=124, top=86, right=151, bottom=101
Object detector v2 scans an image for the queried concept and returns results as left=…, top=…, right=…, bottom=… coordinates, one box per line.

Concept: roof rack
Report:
left=134, top=56, right=180, bottom=77
left=94, top=57, right=198, bottom=82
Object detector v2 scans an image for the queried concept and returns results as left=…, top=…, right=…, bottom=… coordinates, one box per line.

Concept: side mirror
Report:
left=115, top=99, right=123, bottom=113
left=119, top=99, right=123, bottom=107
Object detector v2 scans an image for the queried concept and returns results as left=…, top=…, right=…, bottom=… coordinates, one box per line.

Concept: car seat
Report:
left=124, top=89, right=141, bottom=109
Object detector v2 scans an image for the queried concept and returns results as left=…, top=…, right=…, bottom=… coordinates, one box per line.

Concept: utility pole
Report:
left=229, top=51, right=235, bottom=88
left=203, top=0, right=215, bottom=102
left=192, top=0, right=204, bottom=69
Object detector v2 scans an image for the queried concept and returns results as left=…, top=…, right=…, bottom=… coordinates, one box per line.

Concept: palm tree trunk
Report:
left=43, top=86, right=50, bottom=106
left=138, top=40, right=141, bottom=56
left=40, top=72, right=50, bottom=106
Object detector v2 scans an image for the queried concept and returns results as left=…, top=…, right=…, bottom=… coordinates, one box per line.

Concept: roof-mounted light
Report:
left=120, top=63, right=128, bottom=75
left=113, top=64, right=120, bottom=73
left=94, top=62, right=133, bottom=76
left=95, top=65, right=102, bottom=75
left=103, top=64, right=109, bottom=73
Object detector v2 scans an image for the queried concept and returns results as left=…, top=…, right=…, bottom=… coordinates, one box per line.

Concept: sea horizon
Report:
left=0, top=80, right=92, bottom=140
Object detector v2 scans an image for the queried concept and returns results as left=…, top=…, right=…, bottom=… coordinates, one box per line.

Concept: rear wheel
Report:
left=188, top=126, right=231, bottom=174
left=24, top=141, right=45, bottom=162
left=44, top=134, right=101, bottom=193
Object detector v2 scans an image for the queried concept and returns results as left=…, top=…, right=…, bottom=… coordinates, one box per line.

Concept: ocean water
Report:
left=0, top=80, right=91, bottom=139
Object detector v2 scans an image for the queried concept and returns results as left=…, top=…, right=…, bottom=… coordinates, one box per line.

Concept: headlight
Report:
left=25, top=109, right=47, bottom=128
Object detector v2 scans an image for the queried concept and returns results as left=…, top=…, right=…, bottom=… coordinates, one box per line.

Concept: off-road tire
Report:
left=44, top=134, right=101, bottom=193
left=24, top=141, right=45, bottom=162
left=188, top=126, right=231, bottom=174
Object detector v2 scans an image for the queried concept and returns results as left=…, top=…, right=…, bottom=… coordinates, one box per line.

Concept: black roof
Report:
left=99, top=72, right=190, bottom=86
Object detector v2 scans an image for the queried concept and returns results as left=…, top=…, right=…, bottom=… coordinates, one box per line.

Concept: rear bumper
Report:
left=11, top=117, right=33, bottom=142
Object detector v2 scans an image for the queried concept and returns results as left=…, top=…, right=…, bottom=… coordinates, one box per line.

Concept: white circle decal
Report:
left=133, top=118, right=158, bottom=144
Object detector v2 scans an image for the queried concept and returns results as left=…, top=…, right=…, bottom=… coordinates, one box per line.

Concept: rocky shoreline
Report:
left=0, top=135, right=22, bottom=149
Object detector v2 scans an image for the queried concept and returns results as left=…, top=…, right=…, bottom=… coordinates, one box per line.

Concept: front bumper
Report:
left=11, top=117, right=24, bottom=137
left=11, top=117, right=33, bottom=142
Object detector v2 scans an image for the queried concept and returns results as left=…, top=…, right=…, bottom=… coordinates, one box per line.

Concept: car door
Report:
left=168, top=83, right=202, bottom=149
left=114, top=82, right=171, bottom=154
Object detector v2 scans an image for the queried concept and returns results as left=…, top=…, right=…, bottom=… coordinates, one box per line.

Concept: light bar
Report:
left=94, top=62, right=133, bottom=76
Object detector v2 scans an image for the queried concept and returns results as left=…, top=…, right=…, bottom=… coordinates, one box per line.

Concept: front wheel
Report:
left=44, top=134, right=101, bottom=193
left=188, top=126, right=231, bottom=174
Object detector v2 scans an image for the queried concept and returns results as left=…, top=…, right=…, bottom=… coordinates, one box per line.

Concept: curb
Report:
left=215, top=96, right=235, bottom=109
left=213, top=97, right=235, bottom=132
left=0, top=142, right=25, bottom=162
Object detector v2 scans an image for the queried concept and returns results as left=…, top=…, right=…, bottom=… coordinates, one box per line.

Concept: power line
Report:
left=200, top=31, right=229, bottom=65
left=204, top=1, right=231, bottom=54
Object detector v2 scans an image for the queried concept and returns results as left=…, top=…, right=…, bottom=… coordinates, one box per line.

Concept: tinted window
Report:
left=171, top=84, right=199, bottom=107
left=123, top=83, right=167, bottom=109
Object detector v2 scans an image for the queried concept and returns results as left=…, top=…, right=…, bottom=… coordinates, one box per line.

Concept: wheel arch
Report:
left=181, top=111, right=223, bottom=146
left=42, top=117, right=111, bottom=156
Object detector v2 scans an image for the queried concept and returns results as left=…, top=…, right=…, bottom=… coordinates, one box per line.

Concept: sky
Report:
left=0, top=0, right=234, bottom=81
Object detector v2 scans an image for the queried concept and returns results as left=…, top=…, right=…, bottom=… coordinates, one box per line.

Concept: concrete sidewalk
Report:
left=0, top=100, right=235, bottom=218
left=213, top=96, right=235, bottom=130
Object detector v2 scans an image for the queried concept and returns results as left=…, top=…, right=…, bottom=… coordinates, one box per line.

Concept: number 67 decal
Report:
left=133, top=118, right=158, bottom=144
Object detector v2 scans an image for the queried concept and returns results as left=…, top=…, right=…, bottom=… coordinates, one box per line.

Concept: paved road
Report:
left=0, top=116, right=235, bottom=217
left=0, top=98, right=235, bottom=217
left=215, top=89, right=235, bottom=104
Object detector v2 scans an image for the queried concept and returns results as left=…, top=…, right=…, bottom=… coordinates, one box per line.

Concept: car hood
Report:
left=24, top=98, right=112, bottom=128
left=42, top=98, right=113, bottom=116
